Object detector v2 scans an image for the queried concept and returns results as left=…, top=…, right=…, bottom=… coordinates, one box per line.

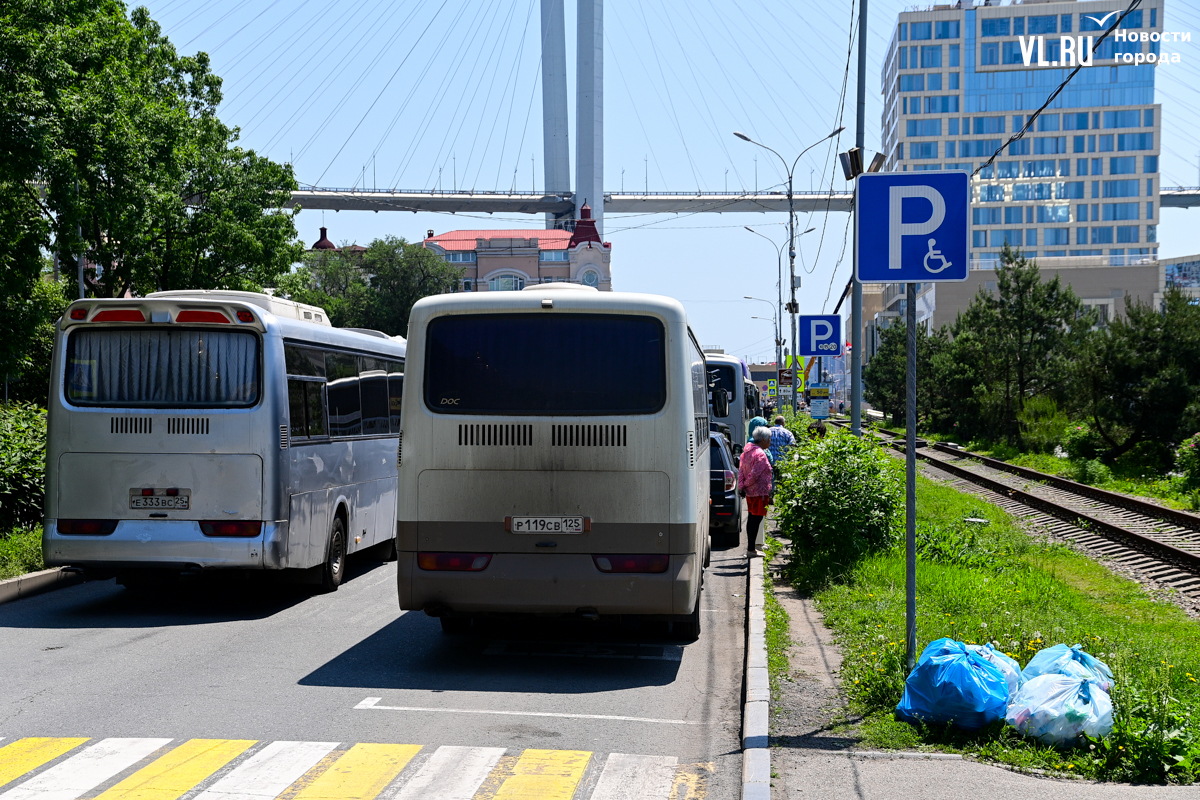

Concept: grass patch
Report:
left=807, top=476, right=1200, bottom=783
left=763, top=535, right=791, bottom=699
left=0, top=528, right=43, bottom=580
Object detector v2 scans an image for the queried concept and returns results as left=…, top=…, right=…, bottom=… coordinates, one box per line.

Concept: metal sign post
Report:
left=856, top=171, right=968, bottom=670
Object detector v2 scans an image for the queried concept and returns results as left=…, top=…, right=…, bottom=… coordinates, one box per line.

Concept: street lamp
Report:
left=744, top=296, right=780, bottom=368
left=744, top=227, right=815, bottom=371
left=735, top=127, right=845, bottom=413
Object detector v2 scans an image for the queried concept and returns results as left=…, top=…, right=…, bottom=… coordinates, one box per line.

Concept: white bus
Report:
left=43, top=290, right=405, bottom=592
left=705, top=353, right=758, bottom=452
left=396, top=285, right=711, bottom=638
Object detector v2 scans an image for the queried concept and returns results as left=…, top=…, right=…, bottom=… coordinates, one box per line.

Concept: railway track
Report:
left=827, top=419, right=1200, bottom=605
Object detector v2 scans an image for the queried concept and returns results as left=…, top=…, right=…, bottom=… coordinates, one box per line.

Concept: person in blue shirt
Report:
left=767, top=415, right=797, bottom=464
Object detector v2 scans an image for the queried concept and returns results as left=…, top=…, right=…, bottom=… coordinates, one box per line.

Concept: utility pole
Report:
left=851, top=0, right=868, bottom=437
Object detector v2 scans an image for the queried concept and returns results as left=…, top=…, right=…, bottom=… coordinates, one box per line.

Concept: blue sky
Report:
left=143, top=0, right=1200, bottom=363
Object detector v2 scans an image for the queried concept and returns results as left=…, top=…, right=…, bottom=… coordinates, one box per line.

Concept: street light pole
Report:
left=735, top=128, right=844, bottom=414
left=744, top=231, right=815, bottom=379
left=746, top=296, right=779, bottom=365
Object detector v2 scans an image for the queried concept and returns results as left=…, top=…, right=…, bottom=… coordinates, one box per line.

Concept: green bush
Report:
left=1062, top=422, right=1103, bottom=461
left=774, top=427, right=903, bottom=589
left=0, top=403, right=47, bottom=530
left=1017, top=395, right=1068, bottom=454
left=1074, top=458, right=1113, bottom=486
left=1176, top=434, right=1200, bottom=490
left=0, top=528, right=42, bottom=580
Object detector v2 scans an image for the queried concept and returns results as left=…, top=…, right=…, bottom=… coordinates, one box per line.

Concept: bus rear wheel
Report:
left=321, top=517, right=347, bottom=593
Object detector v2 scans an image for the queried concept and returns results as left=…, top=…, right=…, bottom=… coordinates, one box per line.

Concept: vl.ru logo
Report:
left=1018, top=31, right=1188, bottom=68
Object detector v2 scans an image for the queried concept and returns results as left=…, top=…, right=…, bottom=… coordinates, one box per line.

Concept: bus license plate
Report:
left=509, top=516, right=584, bottom=534
left=130, top=492, right=190, bottom=510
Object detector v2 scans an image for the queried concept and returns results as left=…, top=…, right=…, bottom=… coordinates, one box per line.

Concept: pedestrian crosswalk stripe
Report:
left=94, top=739, right=256, bottom=800
left=193, top=742, right=339, bottom=800
left=0, top=739, right=696, bottom=800
left=393, top=747, right=504, bottom=800
left=0, top=739, right=88, bottom=791
left=589, top=754, right=677, bottom=800
left=0, top=738, right=172, bottom=800
left=492, top=749, right=591, bottom=800
left=291, top=744, right=420, bottom=800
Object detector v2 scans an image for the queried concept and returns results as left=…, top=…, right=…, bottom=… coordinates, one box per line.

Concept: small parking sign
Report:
left=798, top=315, right=842, bottom=357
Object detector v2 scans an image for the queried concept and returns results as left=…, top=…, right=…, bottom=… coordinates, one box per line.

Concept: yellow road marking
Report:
left=292, top=744, right=420, bottom=800
left=493, top=749, right=591, bottom=800
left=0, top=738, right=89, bottom=788
left=93, top=739, right=255, bottom=800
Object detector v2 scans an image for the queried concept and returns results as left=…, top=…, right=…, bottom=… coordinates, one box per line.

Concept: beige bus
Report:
left=395, top=284, right=711, bottom=639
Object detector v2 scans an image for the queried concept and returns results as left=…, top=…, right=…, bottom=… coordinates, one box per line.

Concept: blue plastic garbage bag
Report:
left=1006, top=673, right=1114, bottom=746
left=1023, top=644, right=1113, bottom=692
left=966, top=643, right=1024, bottom=701
left=895, top=638, right=1010, bottom=730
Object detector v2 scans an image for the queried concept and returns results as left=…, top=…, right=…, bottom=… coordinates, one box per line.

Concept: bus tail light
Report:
left=724, top=470, right=736, bottom=491
left=200, top=520, right=262, bottom=537
left=236, top=310, right=255, bottom=323
left=176, top=310, right=230, bottom=324
left=92, top=309, right=146, bottom=323
left=69, top=308, right=87, bottom=320
left=592, top=554, right=670, bottom=574
left=58, top=519, right=118, bottom=535
left=417, top=552, right=491, bottom=571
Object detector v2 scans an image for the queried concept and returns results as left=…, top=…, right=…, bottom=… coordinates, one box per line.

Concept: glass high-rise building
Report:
left=882, top=0, right=1162, bottom=269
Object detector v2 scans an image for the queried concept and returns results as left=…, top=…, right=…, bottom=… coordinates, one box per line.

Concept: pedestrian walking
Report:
left=738, top=427, right=773, bottom=555
left=766, top=415, right=796, bottom=465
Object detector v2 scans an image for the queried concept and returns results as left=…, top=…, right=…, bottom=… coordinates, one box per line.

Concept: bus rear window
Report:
left=66, top=329, right=260, bottom=407
left=424, top=314, right=666, bottom=415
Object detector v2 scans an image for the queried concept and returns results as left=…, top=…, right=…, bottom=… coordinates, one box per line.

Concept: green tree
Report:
left=0, top=0, right=302, bottom=300
left=1075, top=288, right=1200, bottom=462
left=947, top=246, right=1090, bottom=443
left=862, top=319, right=946, bottom=429
left=274, top=237, right=462, bottom=336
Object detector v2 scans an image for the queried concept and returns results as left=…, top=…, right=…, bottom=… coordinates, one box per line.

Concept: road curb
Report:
left=0, top=567, right=81, bottom=606
left=742, top=554, right=770, bottom=799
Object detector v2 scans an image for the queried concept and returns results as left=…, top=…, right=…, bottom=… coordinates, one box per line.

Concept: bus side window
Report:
left=305, top=382, right=326, bottom=437
left=325, top=352, right=361, bottom=437
left=359, top=372, right=390, bottom=436
left=287, top=380, right=308, bottom=438
left=387, top=361, right=404, bottom=434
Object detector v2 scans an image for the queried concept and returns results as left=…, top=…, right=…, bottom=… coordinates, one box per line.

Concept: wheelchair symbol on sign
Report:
left=923, top=239, right=952, bottom=273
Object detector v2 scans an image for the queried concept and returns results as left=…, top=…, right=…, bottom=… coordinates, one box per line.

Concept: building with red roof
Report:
left=422, top=204, right=612, bottom=291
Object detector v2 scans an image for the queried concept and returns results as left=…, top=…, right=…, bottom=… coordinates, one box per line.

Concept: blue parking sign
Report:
left=855, top=172, right=969, bottom=283
left=798, top=315, right=842, bottom=356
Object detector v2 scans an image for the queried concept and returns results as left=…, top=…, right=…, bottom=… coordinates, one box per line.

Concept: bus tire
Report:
left=378, top=536, right=398, bottom=562
left=320, top=516, right=347, bottom=593
left=672, top=597, right=701, bottom=642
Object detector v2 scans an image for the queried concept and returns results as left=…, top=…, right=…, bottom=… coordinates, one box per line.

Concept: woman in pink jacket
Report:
left=738, top=427, right=774, bottom=555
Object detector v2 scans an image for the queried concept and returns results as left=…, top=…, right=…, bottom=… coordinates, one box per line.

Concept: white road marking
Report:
left=589, top=753, right=678, bottom=800
left=192, top=741, right=338, bottom=800
left=0, top=738, right=171, bottom=800
left=392, top=746, right=505, bottom=800
left=354, top=698, right=700, bottom=725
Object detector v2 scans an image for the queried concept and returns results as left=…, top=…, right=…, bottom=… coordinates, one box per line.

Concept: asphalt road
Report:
left=0, top=535, right=747, bottom=800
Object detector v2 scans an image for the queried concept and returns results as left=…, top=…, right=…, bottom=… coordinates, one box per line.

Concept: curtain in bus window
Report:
left=66, top=329, right=259, bottom=407
left=424, top=314, right=666, bottom=415
left=387, top=361, right=404, bottom=434
left=325, top=352, right=361, bottom=436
